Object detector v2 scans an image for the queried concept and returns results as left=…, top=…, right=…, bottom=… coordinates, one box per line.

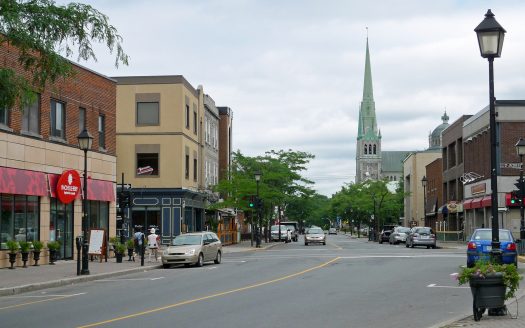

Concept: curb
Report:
left=0, top=264, right=161, bottom=297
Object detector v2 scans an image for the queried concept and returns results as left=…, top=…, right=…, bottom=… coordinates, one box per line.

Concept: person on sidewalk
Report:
left=147, top=228, right=160, bottom=262
left=133, top=226, right=144, bottom=262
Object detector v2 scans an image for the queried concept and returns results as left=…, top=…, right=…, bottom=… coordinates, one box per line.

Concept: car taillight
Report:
left=413, top=233, right=419, bottom=238
left=507, top=243, right=517, bottom=251
left=430, top=234, right=435, bottom=238
left=468, top=242, right=477, bottom=250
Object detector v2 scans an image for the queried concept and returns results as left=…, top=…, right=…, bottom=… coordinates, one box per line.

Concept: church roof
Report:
left=357, top=38, right=379, bottom=141
left=381, top=151, right=412, bottom=172
left=431, top=111, right=450, bottom=138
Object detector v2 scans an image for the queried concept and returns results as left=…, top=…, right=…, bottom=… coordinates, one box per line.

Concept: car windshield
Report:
left=171, top=235, right=202, bottom=246
left=415, top=228, right=432, bottom=234
left=308, top=228, right=323, bottom=234
left=473, top=230, right=512, bottom=241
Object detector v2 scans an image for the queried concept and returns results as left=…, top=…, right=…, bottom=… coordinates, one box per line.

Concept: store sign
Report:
left=471, top=183, right=486, bottom=195
left=56, top=170, right=81, bottom=204
left=137, top=166, right=154, bottom=175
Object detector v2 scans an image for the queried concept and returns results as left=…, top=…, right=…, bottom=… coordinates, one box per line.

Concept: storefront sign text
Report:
left=57, top=170, right=81, bottom=204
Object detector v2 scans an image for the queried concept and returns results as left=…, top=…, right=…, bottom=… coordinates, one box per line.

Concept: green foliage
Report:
left=46, top=240, right=60, bottom=251
left=0, top=0, right=128, bottom=110
left=114, top=242, right=126, bottom=254
left=126, top=239, right=134, bottom=249
left=109, top=236, right=119, bottom=245
left=6, top=240, right=19, bottom=253
left=457, top=261, right=522, bottom=300
left=19, top=240, right=31, bottom=252
left=32, top=240, right=44, bottom=251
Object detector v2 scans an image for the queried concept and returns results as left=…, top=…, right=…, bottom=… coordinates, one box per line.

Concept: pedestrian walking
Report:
left=147, top=228, right=159, bottom=262
left=133, top=226, right=144, bottom=262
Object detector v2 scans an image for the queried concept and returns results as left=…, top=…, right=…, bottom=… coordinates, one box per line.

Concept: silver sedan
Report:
left=161, top=232, right=222, bottom=268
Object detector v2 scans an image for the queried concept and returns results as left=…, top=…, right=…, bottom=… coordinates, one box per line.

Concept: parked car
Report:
left=379, top=225, right=396, bottom=244
left=389, top=226, right=411, bottom=244
left=406, top=226, right=436, bottom=249
left=328, top=227, right=337, bottom=235
left=286, top=225, right=299, bottom=242
left=305, top=227, right=326, bottom=246
left=161, top=232, right=222, bottom=268
left=466, top=228, right=518, bottom=268
left=271, top=225, right=291, bottom=242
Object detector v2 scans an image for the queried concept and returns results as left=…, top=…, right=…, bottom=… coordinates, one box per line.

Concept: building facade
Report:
left=114, top=76, right=206, bottom=245
left=0, top=42, right=116, bottom=268
left=462, top=101, right=525, bottom=237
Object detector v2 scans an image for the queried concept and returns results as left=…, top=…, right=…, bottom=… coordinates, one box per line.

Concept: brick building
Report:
left=0, top=41, right=116, bottom=268
left=424, top=158, right=443, bottom=230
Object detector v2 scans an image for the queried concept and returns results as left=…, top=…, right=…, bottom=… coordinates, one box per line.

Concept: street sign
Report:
left=500, top=163, right=522, bottom=169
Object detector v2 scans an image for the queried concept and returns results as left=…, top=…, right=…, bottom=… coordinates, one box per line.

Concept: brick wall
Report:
left=1, top=41, right=116, bottom=156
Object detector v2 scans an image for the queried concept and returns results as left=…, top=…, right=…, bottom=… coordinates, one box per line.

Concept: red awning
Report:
left=0, top=167, right=48, bottom=196
left=463, top=199, right=474, bottom=210
left=471, top=197, right=483, bottom=209
left=48, top=173, right=114, bottom=202
left=481, top=196, right=492, bottom=207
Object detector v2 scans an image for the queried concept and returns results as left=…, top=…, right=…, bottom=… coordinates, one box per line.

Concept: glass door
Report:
left=50, top=199, right=73, bottom=260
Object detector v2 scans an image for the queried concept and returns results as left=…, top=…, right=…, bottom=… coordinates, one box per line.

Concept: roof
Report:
left=381, top=151, right=412, bottom=172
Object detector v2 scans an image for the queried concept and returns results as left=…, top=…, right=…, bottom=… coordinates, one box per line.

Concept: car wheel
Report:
left=427, top=246, right=430, bottom=249
left=214, top=251, right=222, bottom=264
left=379, top=240, right=383, bottom=244
left=405, top=243, right=409, bottom=248
left=323, top=242, right=326, bottom=245
left=305, top=242, right=308, bottom=246
left=196, top=253, right=204, bottom=267
left=432, top=245, right=436, bottom=249
left=162, top=264, right=170, bottom=269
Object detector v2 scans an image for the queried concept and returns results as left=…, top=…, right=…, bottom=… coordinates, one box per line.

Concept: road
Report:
left=0, top=234, right=470, bottom=328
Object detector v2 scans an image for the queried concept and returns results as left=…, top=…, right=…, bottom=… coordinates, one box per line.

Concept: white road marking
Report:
left=427, top=283, right=468, bottom=289
left=4, top=293, right=86, bottom=298
left=95, top=277, right=165, bottom=282
left=222, top=260, right=247, bottom=263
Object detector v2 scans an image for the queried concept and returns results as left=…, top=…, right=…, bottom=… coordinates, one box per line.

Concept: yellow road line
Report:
left=78, top=257, right=339, bottom=328
left=0, top=295, right=70, bottom=311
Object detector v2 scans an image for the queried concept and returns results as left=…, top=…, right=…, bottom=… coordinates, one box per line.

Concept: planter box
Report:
left=469, top=273, right=506, bottom=309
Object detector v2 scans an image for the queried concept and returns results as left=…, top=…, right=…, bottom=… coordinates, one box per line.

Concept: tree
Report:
left=0, top=0, right=128, bottom=110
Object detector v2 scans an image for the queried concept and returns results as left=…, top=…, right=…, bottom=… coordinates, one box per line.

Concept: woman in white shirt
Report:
left=147, top=228, right=159, bottom=262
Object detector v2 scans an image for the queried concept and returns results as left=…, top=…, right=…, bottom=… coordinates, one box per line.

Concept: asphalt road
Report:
left=0, top=234, right=471, bottom=328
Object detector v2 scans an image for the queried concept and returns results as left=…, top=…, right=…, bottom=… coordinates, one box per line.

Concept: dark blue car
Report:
left=467, top=228, right=518, bottom=268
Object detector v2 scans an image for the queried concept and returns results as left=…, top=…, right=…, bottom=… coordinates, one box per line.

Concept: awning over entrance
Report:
left=471, top=197, right=483, bottom=208
left=481, top=196, right=492, bottom=207
left=464, top=196, right=491, bottom=210
left=463, top=199, right=473, bottom=210
left=0, top=167, right=48, bottom=196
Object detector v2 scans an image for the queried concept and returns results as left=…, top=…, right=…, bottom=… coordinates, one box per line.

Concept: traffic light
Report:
left=249, top=195, right=255, bottom=208
left=514, top=177, right=524, bottom=198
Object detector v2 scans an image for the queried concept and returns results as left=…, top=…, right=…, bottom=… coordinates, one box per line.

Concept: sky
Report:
left=59, top=0, right=525, bottom=196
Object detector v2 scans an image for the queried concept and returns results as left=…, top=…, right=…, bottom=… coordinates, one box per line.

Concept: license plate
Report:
left=485, top=245, right=492, bottom=251
left=422, top=236, right=429, bottom=239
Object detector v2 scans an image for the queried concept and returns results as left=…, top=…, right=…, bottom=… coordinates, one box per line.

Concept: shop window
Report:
left=0, top=195, right=40, bottom=249
left=88, top=201, right=109, bottom=231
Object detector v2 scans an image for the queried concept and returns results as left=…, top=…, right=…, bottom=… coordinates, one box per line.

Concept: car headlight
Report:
left=185, top=249, right=196, bottom=255
left=163, top=250, right=169, bottom=255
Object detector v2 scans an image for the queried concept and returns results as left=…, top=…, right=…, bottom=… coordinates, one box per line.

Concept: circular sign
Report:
left=57, top=170, right=81, bottom=204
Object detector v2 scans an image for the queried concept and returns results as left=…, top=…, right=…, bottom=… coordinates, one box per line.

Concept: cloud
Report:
left=61, top=1, right=525, bottom=196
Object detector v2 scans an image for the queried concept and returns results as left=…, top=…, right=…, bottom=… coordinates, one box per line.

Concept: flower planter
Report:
left=8, top=253, right=17, bottom=269
left=469, top=273, right=506, bottom=321
left=33, top=250, right=41, bottom=266
left=127, top=248, right=134, bottom=261
left=115, top=252, right=123, bottom=263
left=21, top=251, right=29, bottom=268
left=49, top=249, right=57, bottom=265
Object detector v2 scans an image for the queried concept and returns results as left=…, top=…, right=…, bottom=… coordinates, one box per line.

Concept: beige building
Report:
left=114, top=76, right=207, bottom=244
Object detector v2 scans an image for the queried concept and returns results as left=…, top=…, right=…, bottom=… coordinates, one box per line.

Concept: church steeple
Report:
left=357, top=37, right=379, bottom=141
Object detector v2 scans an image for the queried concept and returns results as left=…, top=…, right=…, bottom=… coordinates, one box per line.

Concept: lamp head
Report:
left=474, top=9, right=506, bottom=58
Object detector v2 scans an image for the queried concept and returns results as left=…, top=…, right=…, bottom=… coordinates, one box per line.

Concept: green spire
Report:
left=357, top=38, right=379, bottom=141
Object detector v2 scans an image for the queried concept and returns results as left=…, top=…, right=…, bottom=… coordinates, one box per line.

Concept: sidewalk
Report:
left=0, top=240, right=275, bottom=297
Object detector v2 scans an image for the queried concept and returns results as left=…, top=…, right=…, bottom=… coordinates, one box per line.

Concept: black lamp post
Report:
left=475, top=9, right=506, bottom=264
left=254, top=171, right=262, bottom=247
left=421, top=176, right=427, bottom=226
left=515, top=138, right=525, bottom=239
left=78, top=129, right=93, bottom=275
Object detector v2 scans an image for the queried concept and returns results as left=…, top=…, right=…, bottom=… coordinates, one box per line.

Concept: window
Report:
left=136, top=153, right=159, bottom=176
left=98, top=115, right=105, bottom=148
left=185, top=105, right=190, bottom=129
left=373, top=144, right=377, bottom=154
left=50, top=99, right=65, bottom=139
left=364, top=144, right=367, bottom=154
left=185, top=154, right=190, bottom=179
left=0, top=106, right=9, bottom=127
left=0, top=195, right=40, bottom=249
left=193, top=158, right=198, bottom=181
left=79, top=107, right=86, bottom=132
left=368, top=144, right=372, bottom=154
left=193, top=111, right=198, bottom=134
left=136, top=102, right=159, bottom=125
left=21, top=94, right=41, bottom=135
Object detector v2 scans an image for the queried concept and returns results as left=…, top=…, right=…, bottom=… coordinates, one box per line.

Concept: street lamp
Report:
left=254, top=171, right=262, bottom=247
left=475, top=9, right=506, bottom=264
left=421, top=176, right=427, bottom=226
left=78, top=129, right=93, bottom=275
left=515, top=138, right=525, bottom=239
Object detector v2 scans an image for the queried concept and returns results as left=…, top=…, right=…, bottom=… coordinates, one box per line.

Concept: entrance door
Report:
left=51, top=200, right=73, bottom=260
